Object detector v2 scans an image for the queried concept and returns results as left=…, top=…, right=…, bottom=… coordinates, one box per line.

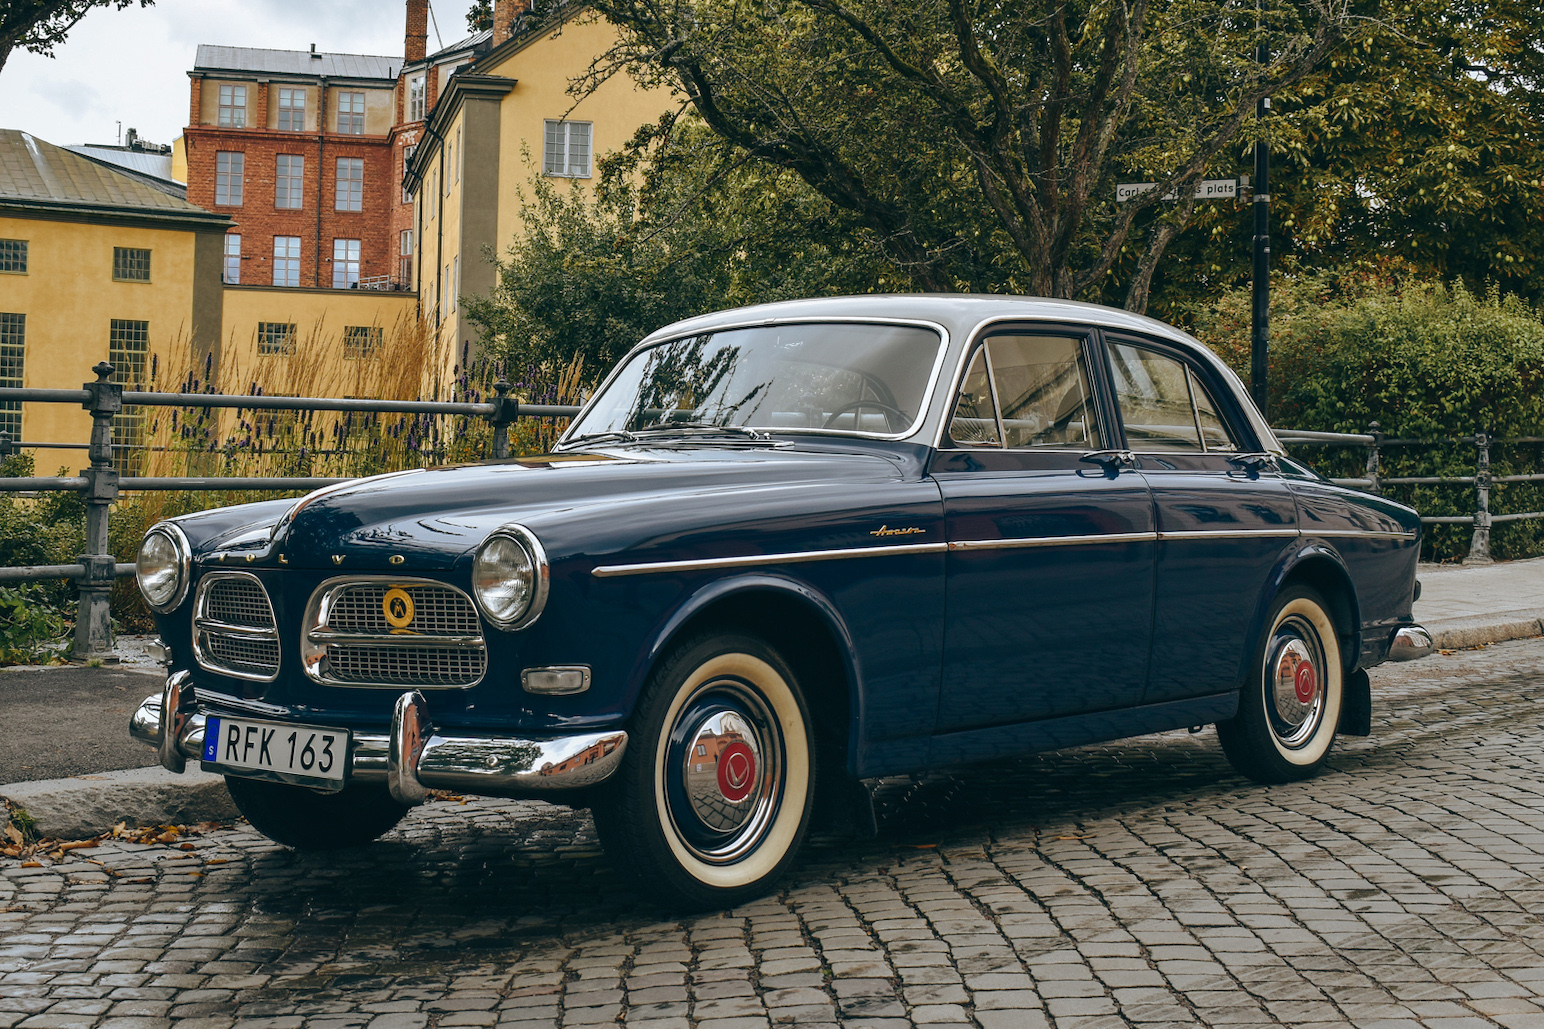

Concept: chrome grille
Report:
left=303, top=577, right=486, bottom=689
left=204, top=576, right=275, bottom=628
left=193, top=572, right=280, bottom=681
left=327, top=583, right=478, bottom=636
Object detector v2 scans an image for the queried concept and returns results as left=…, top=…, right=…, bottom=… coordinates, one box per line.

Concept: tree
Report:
left=466, top=0, right=492, bottom=34
left=580, top=0, right=1350, bottom=312
left=0, top=0, right=153, bottom=77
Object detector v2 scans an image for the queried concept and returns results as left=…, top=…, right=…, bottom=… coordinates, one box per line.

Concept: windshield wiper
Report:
left=635, top=422, right=774, bottom=442
left=553, top=429, right=639, bottom=451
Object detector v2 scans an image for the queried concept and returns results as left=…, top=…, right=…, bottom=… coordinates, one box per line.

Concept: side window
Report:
left=1108, top=342, right=1239, bottom=452
left=947, top=335, right=1101, bottom=449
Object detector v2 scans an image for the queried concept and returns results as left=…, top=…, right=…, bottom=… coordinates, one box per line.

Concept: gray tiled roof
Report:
left=63, top=146, right=178, bottom=185
left=194, top=44, right=398, bottom=81
left=0, top=130, right=216, bottom=221
left=428, top=29, right=491, bottom=62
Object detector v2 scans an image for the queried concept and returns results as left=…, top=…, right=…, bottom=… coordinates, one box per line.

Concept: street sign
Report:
left=1116, top=178, right=1243, bottom=202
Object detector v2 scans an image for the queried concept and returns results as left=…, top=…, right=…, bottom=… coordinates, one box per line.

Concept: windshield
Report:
left=565, top=322, right=944, bottom=441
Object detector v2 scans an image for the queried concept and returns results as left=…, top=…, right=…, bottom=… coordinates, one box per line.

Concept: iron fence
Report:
left=2, top=362, right=1540, bottom=662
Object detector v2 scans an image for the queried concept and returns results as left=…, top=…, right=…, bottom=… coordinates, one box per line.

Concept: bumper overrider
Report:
left=130, top=671, right=629, bottom=804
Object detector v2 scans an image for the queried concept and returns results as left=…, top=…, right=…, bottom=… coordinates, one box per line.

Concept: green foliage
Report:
left=0, top=0, right=155, bottom=76
left=1184, top=275, right=1544, bottom=560
left=0, top=585, right=68, bottom=664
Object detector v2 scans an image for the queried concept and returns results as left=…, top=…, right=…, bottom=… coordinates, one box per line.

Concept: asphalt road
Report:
left=3, top=639, right=1543, bottom=1028
left=0, top=665, right=162, bottom=783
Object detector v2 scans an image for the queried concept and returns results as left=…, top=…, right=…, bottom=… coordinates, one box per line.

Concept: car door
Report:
left=933, top=329, right=1155, bottom=734
left=1103, top=337, right=1299, bottom=706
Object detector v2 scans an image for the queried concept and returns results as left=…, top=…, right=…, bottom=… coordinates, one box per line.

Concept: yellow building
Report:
left=0, top=128, right=230, bottom=474
left=406, top=3, right=675, bottom=358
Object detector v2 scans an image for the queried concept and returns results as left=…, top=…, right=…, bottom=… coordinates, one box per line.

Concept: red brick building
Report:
left=183, top=44, right=401, bottom=290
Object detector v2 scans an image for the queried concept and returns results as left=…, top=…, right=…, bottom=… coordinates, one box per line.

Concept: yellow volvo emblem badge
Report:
left=382, top=587, right=415, bottom=629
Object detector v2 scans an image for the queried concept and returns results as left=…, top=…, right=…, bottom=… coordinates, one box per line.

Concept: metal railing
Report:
left=0, top=361, right=578, bottom=661
left=3, top=363, right=1540, bottom=660
left=1276, top=423, right=1544, bottom=564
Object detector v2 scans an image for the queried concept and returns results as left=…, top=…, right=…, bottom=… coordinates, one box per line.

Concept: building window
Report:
left=332, top=238, right=361, bottom=289
left=451, top=255, right=460, bottom=313
left=336, top=91, right=365, bottom=134
left=0, top=313, right=23, bottom=441
left=455, top=127, right=462, bottom=183
left=343, top=325, right=382, bottom=359
left=408, top=76, right=425, bottom=121
left=217, top=84, right=247, bottom=127
left=334, top=157, right=363, bottom=212
left=401, top=144, right=416, bottom=204
left=257, top=322, right=296, bottom=355
left=109, top=319, right=149, bottom=472
left=215, top=151, right=244, bottom=206
left=0, top=239, right=27, bottom=274
left=223, top=233, right=241, bottom=284
left=112, top=247, right=151, bottom=282
left=428, top=170, right=437, bottom=219
left=275, top=154, right=304, bottom=209
left=277, top=88, right=306, bottom=131
left=399, top=229, right=413, bottom=283
left=543, top=120, right=592, bottom=178
left=272, top=236, right=300, bottom=287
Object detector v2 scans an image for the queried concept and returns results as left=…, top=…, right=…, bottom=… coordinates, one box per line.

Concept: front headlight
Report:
left=136, top=523, right=190, bottom=613
left=472, top=524, right=548, bottom=630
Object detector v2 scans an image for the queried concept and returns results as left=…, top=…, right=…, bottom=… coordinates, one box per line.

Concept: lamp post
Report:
left=1250, top=41, right=1271, bottom=418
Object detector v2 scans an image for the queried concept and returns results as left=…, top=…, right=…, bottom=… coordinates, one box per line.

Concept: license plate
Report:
left=202, top=715, right=350, bottom=791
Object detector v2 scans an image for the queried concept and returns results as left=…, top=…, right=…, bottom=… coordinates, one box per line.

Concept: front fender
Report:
left=632, top=572, right=865, bottom=775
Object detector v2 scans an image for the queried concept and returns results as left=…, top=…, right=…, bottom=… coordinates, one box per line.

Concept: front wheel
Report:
left=225, top=776, right=410, bottom=849
left=1218, top=585, right=1344, bottom=784
left=593, top=632, right=815, bottom=908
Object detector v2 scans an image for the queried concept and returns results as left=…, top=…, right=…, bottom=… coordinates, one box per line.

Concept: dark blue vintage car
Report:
left=131, top=295, right=1432, bottom=905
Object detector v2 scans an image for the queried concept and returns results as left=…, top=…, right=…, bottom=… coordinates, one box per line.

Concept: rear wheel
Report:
left=593, top=632, right=815, bottom=908
left=1218, top=585, right=1344, bottom=784
left=225, top=776, right=410, bottom=849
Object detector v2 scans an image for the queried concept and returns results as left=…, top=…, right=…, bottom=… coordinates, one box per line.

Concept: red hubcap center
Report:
left=717, top=741, right=757, bottom=802
left=1294, top=662, right=1317, bottom=703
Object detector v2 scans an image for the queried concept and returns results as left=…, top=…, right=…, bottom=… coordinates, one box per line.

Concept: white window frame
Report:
left=399, top=229, right=413, bottom=283
left=332, top=238, right=361, bottom=289
left=336, top=90, right=366, bottom=135
left=217, top=84, right=247, bottom=127
left=543, top=120, right=592, bottom=178
left=223, top=233, right=241, bottom=284
left=401, top=144, right=416, bottom=204
left=408, top=76, right=426, bottom=121
left=335, top=157, right=363, bottom=212
left=215, top=151, right=244, bottom=206
left=272, top=236, right=301, bottom=287
left=275, top=154, right=304, bottom=210
left=277, top=87, right=306, bottom=131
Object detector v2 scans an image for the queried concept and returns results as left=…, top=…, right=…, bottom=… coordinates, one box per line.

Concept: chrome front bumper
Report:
left=130, top=672, right=628, bottom=804
left=1388, top=624, right=1435, bottom=662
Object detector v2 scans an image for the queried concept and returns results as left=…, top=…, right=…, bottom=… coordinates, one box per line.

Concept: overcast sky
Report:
left=0, top=0, right=477, bottom=149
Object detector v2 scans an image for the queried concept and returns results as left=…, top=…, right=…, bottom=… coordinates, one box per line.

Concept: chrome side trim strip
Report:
left=948, top=531, right=1157, bottom=551
left=1156, top=529, right=1302, bottom=541
left=591, top=542, right=948, bottom=578
left=1303, top=529, right=1419, bottom=540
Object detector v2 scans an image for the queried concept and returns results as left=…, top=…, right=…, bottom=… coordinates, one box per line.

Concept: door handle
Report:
left=1079, top=449, right=1136, bottom=473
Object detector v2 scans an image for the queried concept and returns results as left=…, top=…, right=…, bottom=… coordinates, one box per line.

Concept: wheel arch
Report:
left=635, top=574, right=863, bottom=778
left=1254, top=544, right=1362, bottom=676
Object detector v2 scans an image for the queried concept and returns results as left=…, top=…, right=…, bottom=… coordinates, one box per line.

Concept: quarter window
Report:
left=215, top=151, right=243, bottom=206
left=336, top=91, right=365, bottom=134
left=223, top=233, right=241, bottom=284
left=1108, top=342, right=1238, bottom=452
left=277, top=87, right=306, bottom=131
left=112, top=247, right=151, bottom=282
left=272, top=236, right=300, bottom=287
left=948, top=336, right=1101, bottom=449
left=543, top=119, right=592, bottom=177
left=335, top=157, right=363, bottom=212
left=0, top=239, right=26, bottom=274
left=0, top=313, right=23, bottom=441
left=275, top=154, right=304, bottom=209
left=217, top=84, right=247, bottom=127
left=257, top=321, right=296, bottom=355
left=332, top=238, right=361, bottom=289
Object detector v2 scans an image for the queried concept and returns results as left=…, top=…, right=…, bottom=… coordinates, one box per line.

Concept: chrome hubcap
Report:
left=1266, top=616, right=1325, bottom=748
left=665, top=679, right=782, bottom=864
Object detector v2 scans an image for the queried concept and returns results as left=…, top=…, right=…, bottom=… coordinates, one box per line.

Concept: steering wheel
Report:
left=821, top=400, right=908, bottom=432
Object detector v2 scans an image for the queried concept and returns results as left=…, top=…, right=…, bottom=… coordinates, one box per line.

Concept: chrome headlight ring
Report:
left=472, top=523, right=549, bottom=631
left=136, top=521, right=192, bottom=613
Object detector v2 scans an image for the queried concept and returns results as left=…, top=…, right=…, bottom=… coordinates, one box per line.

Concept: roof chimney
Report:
left=492, top=0, right=530, bottom=46
left=404, top=0, right=427, bottom=63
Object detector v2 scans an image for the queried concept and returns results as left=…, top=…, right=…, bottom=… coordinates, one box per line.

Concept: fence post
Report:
left=71, top=361, right=121, bottom=661
left=1466, top=429, right=1492, bottom=566
left=487, top=377, right=519, bottom=460
left=1364, top=421, right=1382, bottom=495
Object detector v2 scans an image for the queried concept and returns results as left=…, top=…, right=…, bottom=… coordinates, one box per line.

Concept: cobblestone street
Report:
left=4, top=638, right=1544, bottom=1029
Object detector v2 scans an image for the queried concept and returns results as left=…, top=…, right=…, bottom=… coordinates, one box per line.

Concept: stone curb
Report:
left=1, top=765, right=238, bottom=841
left=1426, top=610, right=1544, bottom=651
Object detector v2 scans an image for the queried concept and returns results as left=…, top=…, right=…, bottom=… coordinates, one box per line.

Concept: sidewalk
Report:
left=4, top=557, right=1541, bottom=840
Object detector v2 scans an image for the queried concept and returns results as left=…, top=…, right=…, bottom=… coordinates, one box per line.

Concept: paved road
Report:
left=3, top=638, right=1544, bottom=1029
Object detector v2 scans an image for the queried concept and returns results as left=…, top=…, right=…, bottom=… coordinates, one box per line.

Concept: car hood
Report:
left=261, top=443, right=925, bottom=570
